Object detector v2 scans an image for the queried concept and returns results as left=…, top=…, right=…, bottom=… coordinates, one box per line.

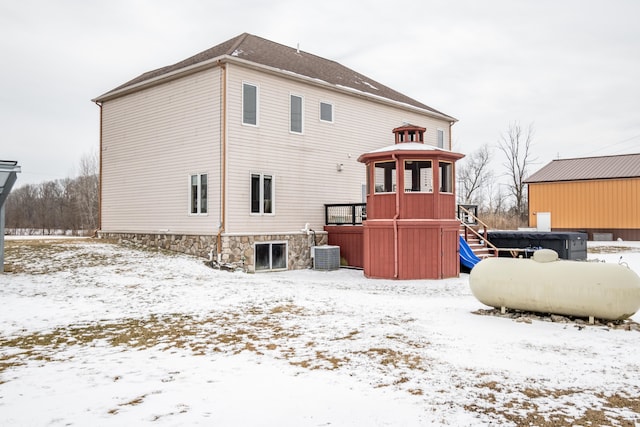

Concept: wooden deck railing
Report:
left=325, top=203, right=366, bottom=225
left=457, top=205, right=499, bottom=256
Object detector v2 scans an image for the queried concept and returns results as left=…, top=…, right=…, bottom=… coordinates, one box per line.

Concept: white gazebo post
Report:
left=0, top=160, right=21, bottom=273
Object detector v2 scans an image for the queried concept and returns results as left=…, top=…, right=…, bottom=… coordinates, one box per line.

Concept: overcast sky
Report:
left=2, top=0, right=639, bottom=186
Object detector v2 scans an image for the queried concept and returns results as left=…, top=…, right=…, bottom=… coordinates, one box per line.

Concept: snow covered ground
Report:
left=1, top=237, right=639, bottom=426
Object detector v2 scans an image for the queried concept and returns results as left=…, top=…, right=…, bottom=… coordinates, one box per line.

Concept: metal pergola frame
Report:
left=0, top=160, right=21, bottom=273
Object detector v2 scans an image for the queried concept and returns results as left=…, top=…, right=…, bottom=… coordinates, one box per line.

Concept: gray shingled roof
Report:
left=525, top=153, right=640, bottom=183
left=95, top=33, right=455, bottom=120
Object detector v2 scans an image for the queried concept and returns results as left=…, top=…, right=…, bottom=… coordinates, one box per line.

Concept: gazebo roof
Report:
left=358, top=143, right=464, bottom=163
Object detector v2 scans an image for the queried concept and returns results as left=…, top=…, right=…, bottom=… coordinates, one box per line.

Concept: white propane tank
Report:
left=469, top=249, right=640, bottom=321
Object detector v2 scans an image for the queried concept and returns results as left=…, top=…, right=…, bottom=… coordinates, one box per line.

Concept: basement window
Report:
left=255, top=242, right=287, bottom=271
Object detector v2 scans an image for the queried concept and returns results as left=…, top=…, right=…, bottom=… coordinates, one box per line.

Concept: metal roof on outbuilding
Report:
left=525, top=153, right=640, bottom=183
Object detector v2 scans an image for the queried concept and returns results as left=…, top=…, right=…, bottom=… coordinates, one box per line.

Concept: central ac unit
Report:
left=313, top=245, right=340, bottom=271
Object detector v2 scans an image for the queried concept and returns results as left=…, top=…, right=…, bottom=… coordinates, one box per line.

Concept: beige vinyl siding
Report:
left=224, top=64, right=452, bottom=234
left=101, top=68, right=221, bottom=234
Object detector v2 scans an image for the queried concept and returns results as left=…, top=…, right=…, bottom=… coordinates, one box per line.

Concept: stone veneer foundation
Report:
left=98, top=231, right=328, bottom=272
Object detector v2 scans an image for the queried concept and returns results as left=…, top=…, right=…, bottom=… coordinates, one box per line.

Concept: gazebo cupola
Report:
left=357, top=124, right=465, bottom=280
left=393, top=124, right=426, bottom=144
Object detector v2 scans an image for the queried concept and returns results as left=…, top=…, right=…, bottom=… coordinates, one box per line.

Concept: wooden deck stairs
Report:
left=460, top=227, right=495, bottom=259
left=457, top=205, right=498, bottom=259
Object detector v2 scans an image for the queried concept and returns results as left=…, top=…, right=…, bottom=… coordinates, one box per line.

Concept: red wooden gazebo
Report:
left=358, top=124, right=465, bottom=279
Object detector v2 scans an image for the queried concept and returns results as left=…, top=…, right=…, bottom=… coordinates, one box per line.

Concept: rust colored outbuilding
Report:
left=526, top=154, right=640, bottom=240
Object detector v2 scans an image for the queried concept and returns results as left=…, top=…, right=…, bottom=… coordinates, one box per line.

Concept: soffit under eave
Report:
left=92, top=55, right=229, bottom=103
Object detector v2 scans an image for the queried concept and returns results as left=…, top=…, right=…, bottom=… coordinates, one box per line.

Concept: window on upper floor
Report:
left=437, top=129, right=445, bottom=149
left=374, top=161, right=396, bottom=193
left=439, top=161, right=453, bottom=193
left=190, top=173, right=208, bottom=214
left=251, top=173, right=274, bottom=214
left=404, top=160, right=433, bottom=193
left=290, top=94, right=303, bottom=133
left=243, top=83, right=258, bottom=126
left=320, top=101, right=333, bottom=123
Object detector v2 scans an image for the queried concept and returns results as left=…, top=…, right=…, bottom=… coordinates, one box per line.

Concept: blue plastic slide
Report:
left=459, top=235, right=482, bottom=270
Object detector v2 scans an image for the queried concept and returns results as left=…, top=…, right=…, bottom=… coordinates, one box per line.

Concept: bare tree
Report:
left=36, top=181, right=64, bottom=234
left=75, top=151, right=99, bottom=232
left=5, top=184, right=37, bottom=232
left=457, top=144, right=493, bottom=207
left=59, top=178, right=80, bottom=232
left=5, top=151, right=99, bottom=235
left=498, top=122, right=535, bottom=223
left=481, top=175, right=503, bottom=215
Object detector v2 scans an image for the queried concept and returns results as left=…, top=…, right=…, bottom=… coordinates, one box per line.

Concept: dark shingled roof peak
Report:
left=525, top=153, right=640, bottom=183
left=96, top=33, right=455, bottom=120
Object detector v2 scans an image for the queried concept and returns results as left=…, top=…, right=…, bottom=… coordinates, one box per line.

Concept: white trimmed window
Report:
left=243, top=82, right=258, bottom=126
left=290, top=94, right=303, bottom=133
left=255, top=241, right=287, bottom=271
left=250, top=173, right=274, bottom=214
left=189, top=173, right=208, bottom=214
left=437, top=129, right=445, bottom=149
left=320, top=101, right=333, bottom=123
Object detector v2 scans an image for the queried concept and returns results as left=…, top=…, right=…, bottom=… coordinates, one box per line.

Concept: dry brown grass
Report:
left=3, top=238, right=639, bottom=425
left=3, top=238, right=177, bottom=274
left=479, top=212, right=526, bottom=230
left=4, top=239, right=120, bottom=274
left=107, top=391, right=164, bottom=416
left=589, top=245, right=640, bottom=254
left=360, top=347, right=424, bottom=370
left=464, top=380, right=640, bottom=426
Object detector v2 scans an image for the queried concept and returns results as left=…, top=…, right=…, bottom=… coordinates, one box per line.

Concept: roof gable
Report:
left=95, top=33, right=455, bottom=120
left=525, top=153, right=640, bottom=183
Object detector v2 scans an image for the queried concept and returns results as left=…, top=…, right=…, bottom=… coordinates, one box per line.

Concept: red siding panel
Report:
left=363, top=219, right=460, bottom=279
left=397, top=225, right=439, bottom=279
left=441, top=227, right=460, bottom=278
left=363, top=220, right=395, bottom=278
left=366, top=194, right=396, bottom=219
left=325, top=225, right=364, bottom=268
left=402, top=193, right=435, bottom=219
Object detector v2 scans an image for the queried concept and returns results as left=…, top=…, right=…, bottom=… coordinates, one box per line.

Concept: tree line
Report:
left=457, top=121, right=536, bottom=229
left=4, top=153, right=98, bottom=235
left=5, top=122, right=535, bottom=235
